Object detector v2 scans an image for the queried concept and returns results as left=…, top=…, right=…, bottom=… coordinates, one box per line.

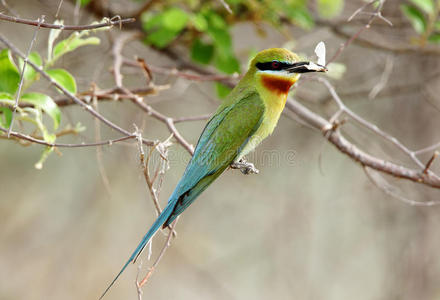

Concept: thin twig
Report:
left=415, top=142, right=440, bottom=156
left=110, top=34, right=194, bottom=154
left=55, top=0, right=64, bottom=18
left=0, top=125, right=136, bottom=147
left=347, top=0, right=376, bottom=22
left=0, top=0, right=18, bottom=17
left=8, top=15, right=44, bottom=137
left=123, top=58, right=239, bottom=83
left=423, top=151, right=439, bottom=174
left=285, top=98, right=440, bottom=189
left=315, top=77, right=428, bottom=171
left=51, top=86, right=161, bottom=107
left=137, top=219, right=178, bottom=288
left=112, top=32, right=142, bottom=87
left=363, top=166, right=440, bottom=206
left=0, top=12, right=135, bottom=30
left=327, top=0, right=391, bottom=64
left=173, top=114, right=211, bottom=123
left=92, top=89, right=112, bottom=197
left=218, top=0, right=233, bottom=14
left=73, top=0, right=81, bottom=25
left=0, top=34, right=155, bottom=147
left=369, top=55, right=394, bottom=100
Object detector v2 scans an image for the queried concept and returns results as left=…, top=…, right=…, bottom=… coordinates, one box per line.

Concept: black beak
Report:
left=287, top=61, right=327, bottom=73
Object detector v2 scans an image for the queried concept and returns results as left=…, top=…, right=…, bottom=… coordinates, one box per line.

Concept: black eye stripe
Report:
left=255, top=61, right=290, bottom=71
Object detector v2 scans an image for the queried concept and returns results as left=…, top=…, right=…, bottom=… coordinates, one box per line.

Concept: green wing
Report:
left=164, top=91, right=265, bottom=226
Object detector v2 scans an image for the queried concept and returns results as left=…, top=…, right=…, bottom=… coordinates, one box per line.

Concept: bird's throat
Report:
left=260, top=73, right=297, bottom=95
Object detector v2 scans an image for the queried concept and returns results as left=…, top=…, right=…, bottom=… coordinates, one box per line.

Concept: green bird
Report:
left=100, top=48, right=326, bottom=298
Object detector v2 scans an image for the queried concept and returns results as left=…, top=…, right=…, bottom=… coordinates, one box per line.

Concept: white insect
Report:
left=314, top=41, right=326, bottom=66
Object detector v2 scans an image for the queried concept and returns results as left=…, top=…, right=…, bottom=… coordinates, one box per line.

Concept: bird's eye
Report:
left=271, top=61, right=280, bottom=69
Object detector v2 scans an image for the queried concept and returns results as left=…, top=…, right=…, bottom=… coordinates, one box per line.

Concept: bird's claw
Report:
left=230, top=159, right=259, bottom=175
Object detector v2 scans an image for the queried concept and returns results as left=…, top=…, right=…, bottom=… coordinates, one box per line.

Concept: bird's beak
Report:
left=287, top=61, right=327, bottom=73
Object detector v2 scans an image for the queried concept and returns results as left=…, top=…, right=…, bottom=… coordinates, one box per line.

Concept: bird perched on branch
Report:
left=100, top=48, right=326, bottom=298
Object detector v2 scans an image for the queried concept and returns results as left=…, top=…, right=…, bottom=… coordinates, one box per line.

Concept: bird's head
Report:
left=247, top=48, right=327, bottom=95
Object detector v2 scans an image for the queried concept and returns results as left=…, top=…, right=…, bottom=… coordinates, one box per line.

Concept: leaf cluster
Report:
left=0, top=24, right=100, bottom=168
left=401, top=0, right=440, bottom=44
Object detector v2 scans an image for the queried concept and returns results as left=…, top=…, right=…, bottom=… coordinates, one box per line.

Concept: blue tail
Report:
left=99, top=203, right=175, bottom=299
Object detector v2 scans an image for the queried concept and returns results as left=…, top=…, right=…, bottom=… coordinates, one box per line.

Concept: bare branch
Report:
left=173, top=114, right=211, bottom=123
left=321, top=21, right=440, bottom=56
left=363, top=166, right=440, bottom=206
left=1, top=0, right=18, bottom=17
left=218, top=0, right=233, bottom=14
left=285, top=98, right=440, bottom=189
left=423, top=151, right=439, bottom=174
left=123, top=57, right=239, bottom=83
left=315, top=77, right=428, bottom=170
left=369, top=55, right=394, bottom=99
left=112, top=32, right=142, bottom=87
left=0, top=124, right=136, bottom=148
left=0, top=12, right=135, bottom=30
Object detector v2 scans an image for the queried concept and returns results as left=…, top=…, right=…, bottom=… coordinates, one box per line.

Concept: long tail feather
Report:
left=99, top=203, right=175, bottom=299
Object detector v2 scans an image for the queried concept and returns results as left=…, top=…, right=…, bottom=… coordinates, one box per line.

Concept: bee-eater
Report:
left=100, top=48, right=326, bottom=298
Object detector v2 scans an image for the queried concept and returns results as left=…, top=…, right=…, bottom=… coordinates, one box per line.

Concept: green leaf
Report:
left=214, top=53, right=240, bottom=74
left=142, top=8, right=189, bottom=48
left=21, top=92, right=61, bottom=129
left=0, top=93, right=13, bottom=128
left=428, top=33, right=440, bottom=43
left=0, top=93, right=14, bottom=128
left=215, top=82, right=232, bottom=99
left=145, top=28, right=181, bottom=48
left=47, top=69, right=77, bottom=94
left=401, top=5, right=427, bottom=34
left=0, top=92, right=14, bottom=103
left=409, top=0, right=435, bottom=14
left=162, top=8, right=189, bottom=31
left=52, top=32, right=100, bottom=63
left=435, top=20, right=440, bottom=31
left=192, top=14, right=208, bottom=31
left=207, top=27, right=233, bottom=54
left=0, top=49, right=20, bottom=94
left=18, top=52, right=42, bottom=83
left=141, top=12, right=164, bottom=31
left=191, top=39, right=214, bottom=64
left=317, top=0, right=344, bottom=18
left=0, top=107, right=12, bottom=128
left=80, top=0, right=91, bottom=5
left=285, top=7, right=314, bottom=29
left=205, top=12, right=226, bottom=29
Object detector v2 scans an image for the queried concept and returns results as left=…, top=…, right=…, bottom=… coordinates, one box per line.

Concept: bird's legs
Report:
left=230, top=158, right=259, bottom=175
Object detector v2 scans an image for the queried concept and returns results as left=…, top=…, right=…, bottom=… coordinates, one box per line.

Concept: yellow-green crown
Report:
left=250, top=48, right=300, bottom=66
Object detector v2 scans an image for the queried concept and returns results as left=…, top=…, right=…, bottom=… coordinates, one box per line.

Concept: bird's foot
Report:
left=230, top=159, right=259, bottom=175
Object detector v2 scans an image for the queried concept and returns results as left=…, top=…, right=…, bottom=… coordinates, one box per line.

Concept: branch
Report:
left=110, top=34, right=195, bottom=154
left=0, top=125, right=136, bottom=148
left=122, top=58, right=239, bottom=83
left=321, top=21, right=440, bottom=56
left=327, top=0, right=391, bottom=64
left=285, top=99, right=440, bottom=189
left=8, top=15, right=44, bottom=137
left=0, top=12, right=135, bottom=30
left=0, top=34, right=155, bottom=147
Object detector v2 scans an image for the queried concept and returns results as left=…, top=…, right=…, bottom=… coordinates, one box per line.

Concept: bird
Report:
left=99, top=48, right=326, bottom=299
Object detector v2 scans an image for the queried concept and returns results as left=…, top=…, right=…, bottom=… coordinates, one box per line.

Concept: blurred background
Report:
left=1, top=0, right=440, bottom=299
